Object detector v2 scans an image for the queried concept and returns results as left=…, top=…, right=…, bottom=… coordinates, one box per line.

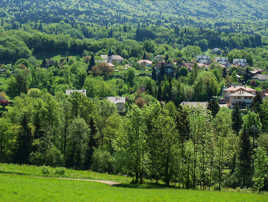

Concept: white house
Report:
left=101, top=55, right=124, bottom=64
left=66, top=90, right=87, bottom=96
left=233, top=59, right=247, bottom=67
left=107, top=97, right=126, bottom=113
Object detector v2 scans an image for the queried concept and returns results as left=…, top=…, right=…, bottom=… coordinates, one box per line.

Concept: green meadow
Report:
left=0, top=164, right=267, bottom=202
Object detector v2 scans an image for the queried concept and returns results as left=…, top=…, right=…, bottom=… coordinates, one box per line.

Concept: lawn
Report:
left=0, top=174, right=267, bottom=202
left=0, top=164, right=267, bottom=202
left=0, top=163, right=130, bottom=183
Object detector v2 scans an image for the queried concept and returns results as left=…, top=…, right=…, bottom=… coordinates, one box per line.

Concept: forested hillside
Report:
left=1, top=0, right=268, bottom=34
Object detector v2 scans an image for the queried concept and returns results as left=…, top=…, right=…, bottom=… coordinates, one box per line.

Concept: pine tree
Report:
left=238, top=128, right=253, bottom=187
left=87, top=55, right=95, bottom=73
left=207, top=99, right=220, bottom=117
left=251, top=92, right=263, bottom=114
left=232, top=104, right=242, bottom=135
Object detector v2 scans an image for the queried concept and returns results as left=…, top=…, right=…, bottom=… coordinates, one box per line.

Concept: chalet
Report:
left=252, top=74, right=268, bottom=81
left=66, top=90, right=87, bottom=96
left=215, top=57, right=230, bottom=67
left=223, top=86, right=256, bottom=108
left=233, top=59, right=247, bottom=67
left=101, top=55, right=124, bottom=64
left=196, top=55, right=211, bottom=65
left=137, top=60, right=153, bottom=67
left=107, top=97, right=126, bottom=113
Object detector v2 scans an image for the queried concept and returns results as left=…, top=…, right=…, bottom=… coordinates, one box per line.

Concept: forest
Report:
left=0, top=0, right=268, bottom=193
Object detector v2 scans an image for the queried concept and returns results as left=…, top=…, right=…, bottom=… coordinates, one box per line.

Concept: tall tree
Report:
left=232, top=104, right=243, bottom=135
left=66, top=118, right=90, bottom=169
left=207, top=99, right=220, bottom=117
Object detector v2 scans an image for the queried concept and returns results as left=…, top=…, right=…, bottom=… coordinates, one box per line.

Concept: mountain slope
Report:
left=0, top=0, right=268, bottom=26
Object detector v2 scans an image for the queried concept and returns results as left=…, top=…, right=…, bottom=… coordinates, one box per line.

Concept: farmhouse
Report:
left=223, top=86, right=256, bottom=108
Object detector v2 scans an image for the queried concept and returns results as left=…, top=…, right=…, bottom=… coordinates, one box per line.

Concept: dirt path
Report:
left=0, top=172, right=121, bottom=186
left=56, top=177, right=121, bottom=186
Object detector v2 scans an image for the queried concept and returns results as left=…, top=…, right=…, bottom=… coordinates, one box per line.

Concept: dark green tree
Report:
left=207, top=99, right=220, bottom=117
left=232, top=104, right=243, bottom=135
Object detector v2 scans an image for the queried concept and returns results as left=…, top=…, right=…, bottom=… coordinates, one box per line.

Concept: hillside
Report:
left=1, top=0, right=268, bottom=26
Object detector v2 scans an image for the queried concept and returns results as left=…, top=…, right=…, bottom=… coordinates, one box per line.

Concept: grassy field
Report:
left=0, top=164, right=268, bottom=202
left=0, top=163, right=130, bottom=183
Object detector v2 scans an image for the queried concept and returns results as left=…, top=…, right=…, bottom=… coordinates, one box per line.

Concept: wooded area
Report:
left=0, top=0, right=268, bottom=192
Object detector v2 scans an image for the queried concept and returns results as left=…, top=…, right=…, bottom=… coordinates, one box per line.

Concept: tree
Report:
left=66, top=118, right=90, bottom=169
left=121, top=105, right=147, bottom=184
left=151, top=109, right=178, bottom=186
left=13, top=114, right=33, bottom=164
left=260, top=97, right=268, bottom=131
left=92, top=63, right=113, bottom=80
left=7, top=69, right=31, bottom=98
left=237, top=116, right=255, bottom=188
left=253, top=146, right=268, bottom=192
left=232, top=104, right=243, bottom=135
left=126, top=68, right=135, bottom=87
left=207, top=99, right=220, bottom=117
left=193, top=72, right=219, bottom=101
left=87, top=55, right=96, bottom=73
left=242, top=111, right=262, bottom=149
left=251, top=92, right=263, bottom=114
left=214, top=108, right=235, bottom=190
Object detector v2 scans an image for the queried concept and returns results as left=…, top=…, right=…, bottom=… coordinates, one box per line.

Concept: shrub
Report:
left=91, top=148, right=114, bottom=173
left=41, top=166, right=50, bottom=175
left=55, top=167, right=65, bottom=176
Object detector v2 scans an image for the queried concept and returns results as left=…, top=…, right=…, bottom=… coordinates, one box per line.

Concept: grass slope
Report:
left=0, top=174, right=267, bottom=202
left=0, top=164, right=268, bottom=202
left=0, top=163, right=130, bottom=183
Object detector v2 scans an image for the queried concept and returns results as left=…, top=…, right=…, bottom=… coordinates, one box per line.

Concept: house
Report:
left=233, top=59, right=247, bottom=67
left=181, top=101, right=208, bottom=109
left=66, top=90, right=87, bottom=96
left=215, top=57, right=230, bottom=67
left=223, top=86, right=256, bottom=108
left=154, top=62, right=176, bottom=77
left=263, top=89, right=268, bottom=98
left=211, top=48, right=222, bottom=55
left=107, top=97, right=126, bottom=113
left=137, top=60, right=153, bottom=67
left=252, top=74, right=268, bottom=81
left=154, top=55, right=165, bottom=62
left=249, top=69, right=264, bottom=76
left=101, top=55, right=124, bottom=64
left=0, top=67, right=6, bottom=74
left=196, top=55, right=211, bottom=65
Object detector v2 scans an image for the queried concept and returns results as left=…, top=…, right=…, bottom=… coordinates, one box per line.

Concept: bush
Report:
left=54, top=167, right=65, bottom=176
left=41, top=166, right=50, bottom=175
left=91, top=148, right=114, bottom=173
